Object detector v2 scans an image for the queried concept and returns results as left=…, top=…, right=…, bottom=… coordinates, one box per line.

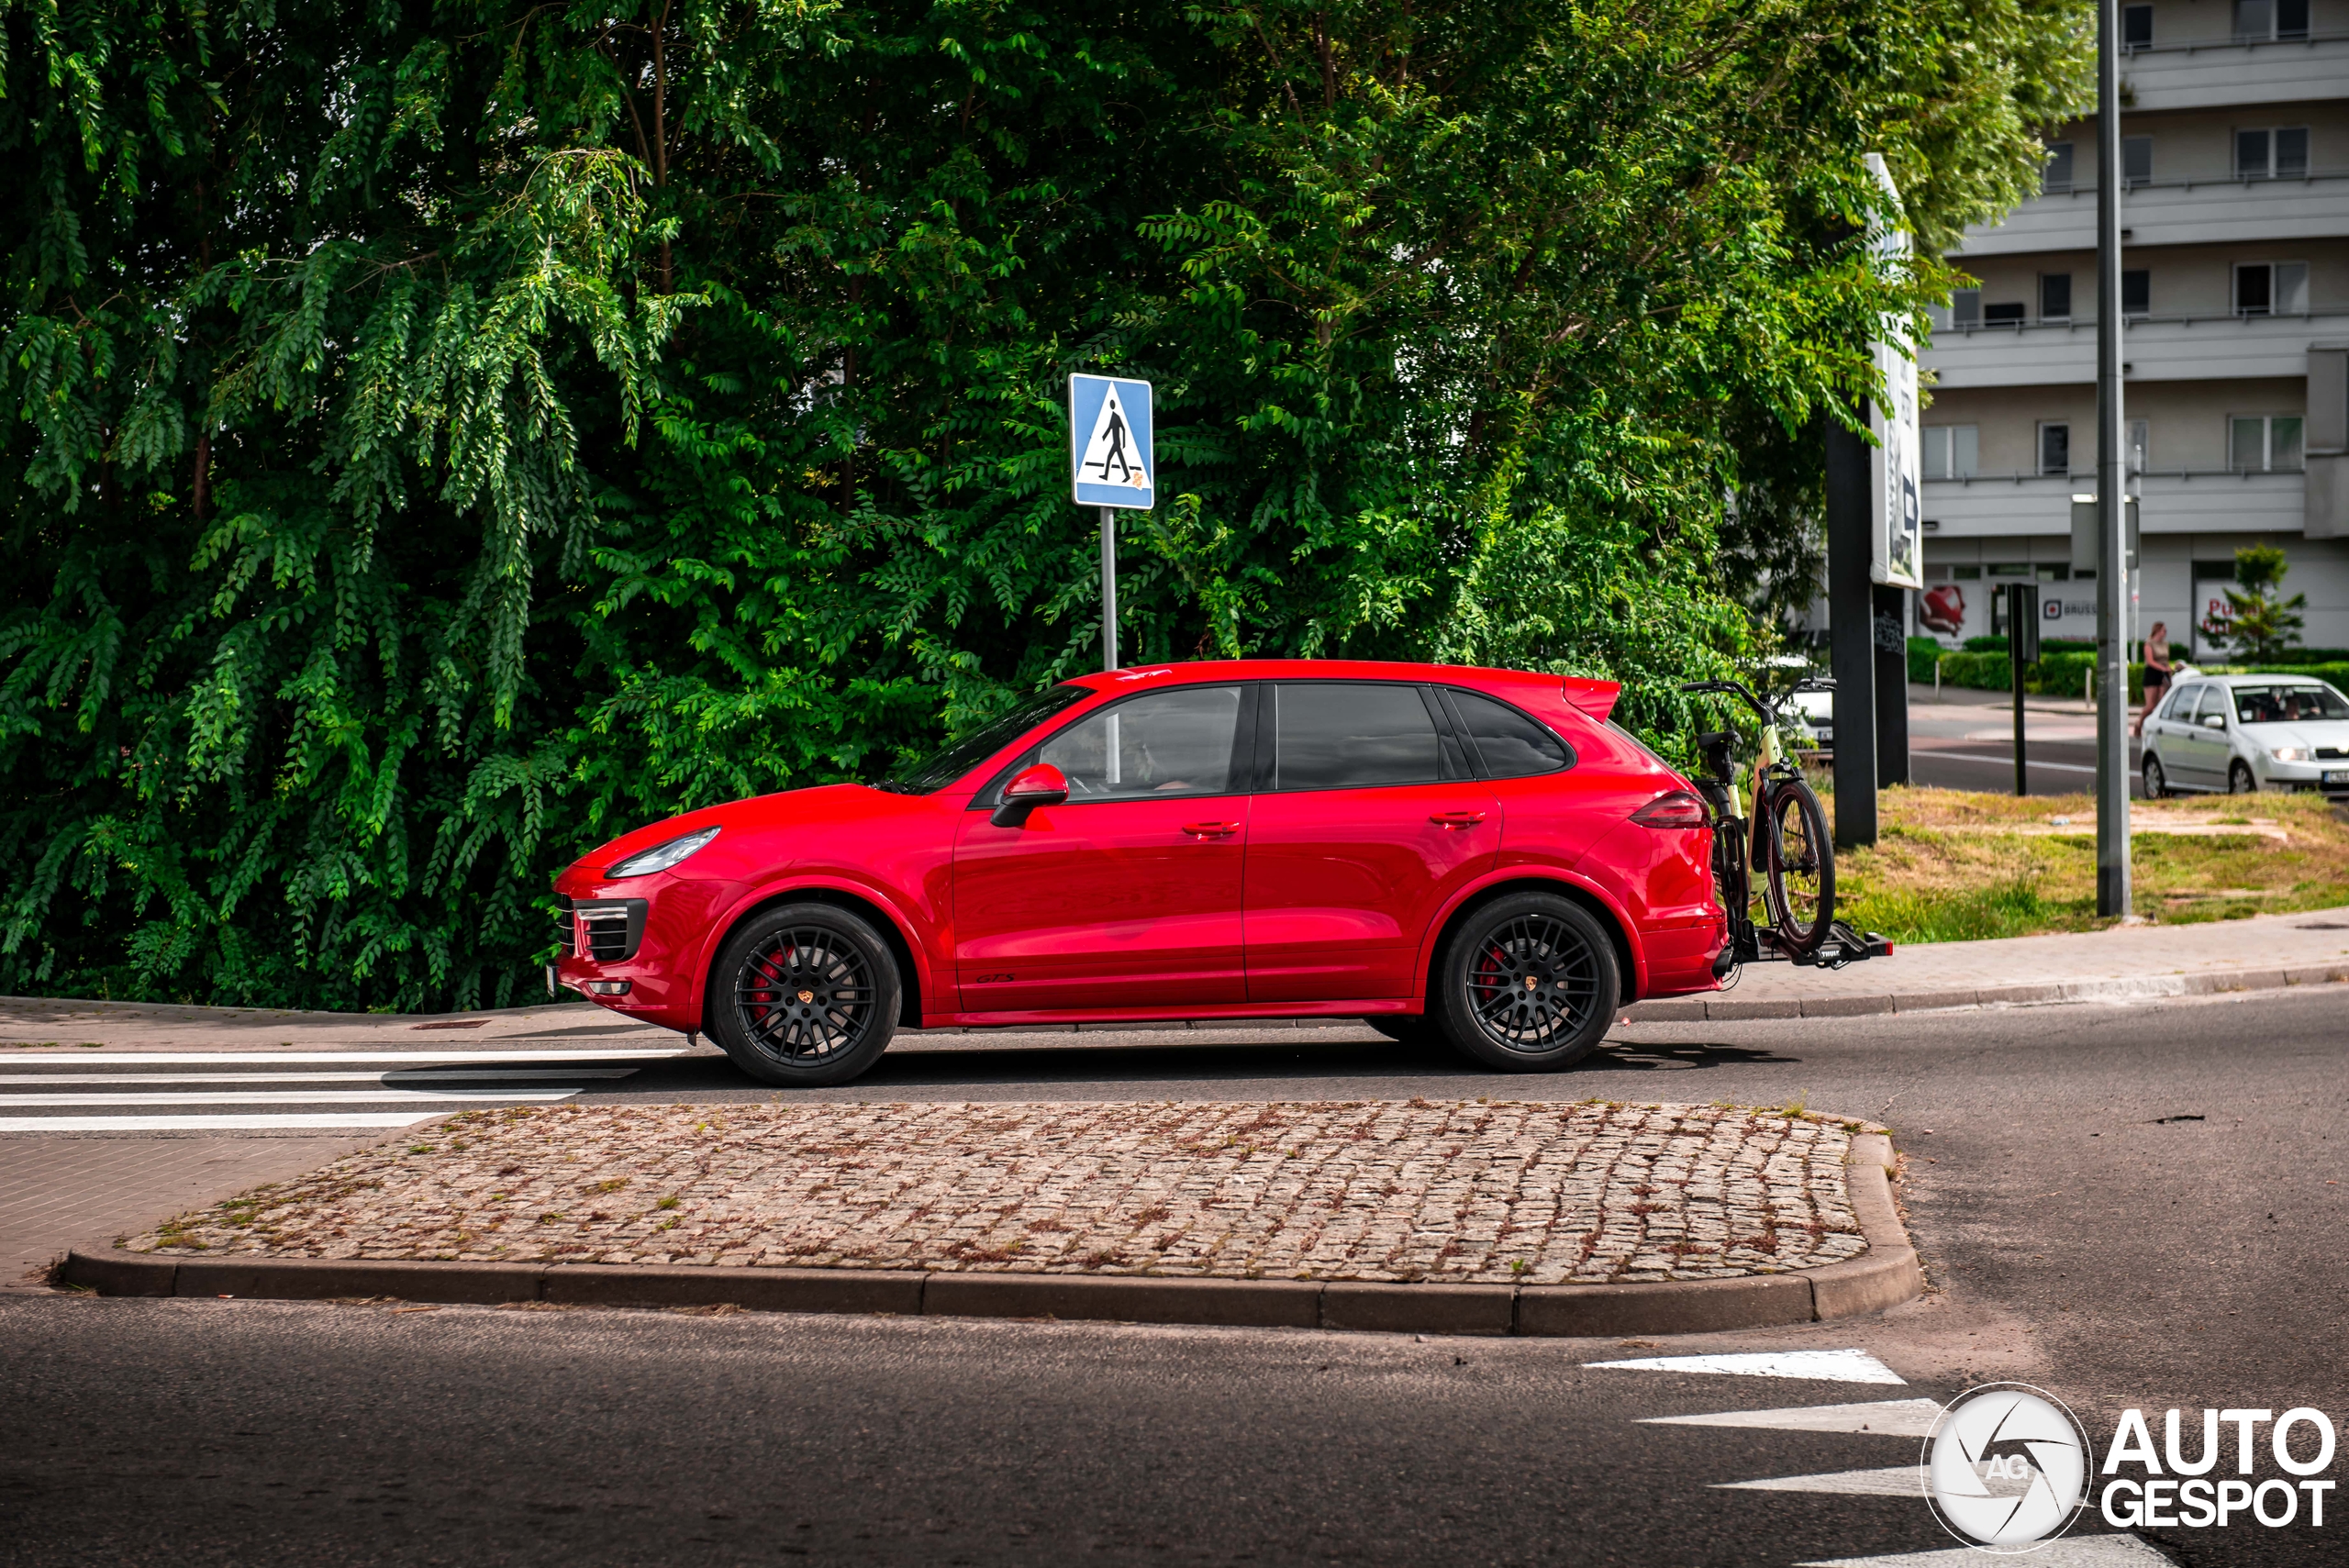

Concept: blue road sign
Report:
left=1070, top=374, right=1153, bottom=509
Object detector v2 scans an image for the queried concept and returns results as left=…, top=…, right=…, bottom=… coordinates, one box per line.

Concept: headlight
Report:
left=606, top=826, right=720, bottom=879
left=2268, top=747, right=2311, bottom=763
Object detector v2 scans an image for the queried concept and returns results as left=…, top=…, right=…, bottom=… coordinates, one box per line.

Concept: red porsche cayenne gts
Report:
left=551, top=661, right=1727, bottom=1086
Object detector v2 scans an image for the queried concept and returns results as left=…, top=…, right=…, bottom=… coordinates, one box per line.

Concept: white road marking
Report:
left=0, top=1090, right=582, bottom=1107
left=0, top=1113, right=453, bottom=1131
left=1915, top=751, right=2101, bottom=774
left=0, top=1069, right=641, bottom=1084
left=1798, top=1536, right=2175, bottom=1568
left=1642, top=1398, right=1943, bottom=1437
left=1716, top=1465, right=1923, bottom=1496
left=1586, top=1349, right=1907, bottom=1385
left=0, top=1049, right=686, bottom=1064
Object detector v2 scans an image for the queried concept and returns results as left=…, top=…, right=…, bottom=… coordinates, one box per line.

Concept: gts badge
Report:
left=974, top=973, right=1017, bottom=984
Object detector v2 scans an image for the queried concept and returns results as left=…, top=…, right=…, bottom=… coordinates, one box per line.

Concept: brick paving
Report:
left=121, top=1100, right=1870, bottom=1285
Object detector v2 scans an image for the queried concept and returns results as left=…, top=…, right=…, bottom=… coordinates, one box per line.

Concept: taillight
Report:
left=1630, top=790, right=1709, bottom=829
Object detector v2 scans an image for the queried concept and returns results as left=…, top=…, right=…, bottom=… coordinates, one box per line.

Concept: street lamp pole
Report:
left=2095, top=0, right=2132, bottom=915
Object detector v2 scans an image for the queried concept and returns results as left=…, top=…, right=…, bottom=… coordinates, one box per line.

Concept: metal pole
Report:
left=1826, top=418, right=1877, bottom=847
left=2096, top=0, right=2132, bottom=914
left=2013, top=594, right=2029, bottom=797
left=1099, top=505, right=1119, bottom=672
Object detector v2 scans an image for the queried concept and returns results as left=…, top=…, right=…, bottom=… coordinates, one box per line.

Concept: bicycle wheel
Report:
left=1760, top=780, right=1834, bottom=956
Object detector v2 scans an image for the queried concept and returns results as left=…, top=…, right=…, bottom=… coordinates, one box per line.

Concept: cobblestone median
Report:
left=122, top=1100, right=1870, bottom=1284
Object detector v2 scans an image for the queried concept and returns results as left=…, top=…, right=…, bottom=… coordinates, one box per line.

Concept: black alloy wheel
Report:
left=709, top=903, right=901, bottom=1088
left=1435, top=892, right=1620, bottom=1072
left=2142, top=754, right=2168, bottom=799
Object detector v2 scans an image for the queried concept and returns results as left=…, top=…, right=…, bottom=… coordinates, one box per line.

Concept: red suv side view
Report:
left=552, top=661, right=1726, bottom=1086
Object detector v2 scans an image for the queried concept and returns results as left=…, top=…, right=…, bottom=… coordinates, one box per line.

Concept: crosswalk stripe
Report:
left=1642, top=1399, right=1943, bottom=1437
left=0, top=1069, right=642, bottom=1084
left=1797, top=1535, right=2174, bottom=1567
left=0, top=1049, right=687, bottom=1064
left=0, top=1113, right=459, bottom=1131
left=0, top=1089, right=584, bottom=1106
left=1716, top=1466, right=1923, bottom=1496
left=1586, top=1349, right=1907, bottom=1385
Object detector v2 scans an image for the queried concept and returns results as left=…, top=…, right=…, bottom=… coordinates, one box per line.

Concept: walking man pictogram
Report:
left=1090, top=400, right=1135, bottom=484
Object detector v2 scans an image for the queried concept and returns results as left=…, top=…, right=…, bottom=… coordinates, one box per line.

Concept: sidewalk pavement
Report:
left=1627, top=902, right=2349, bottom=1021
left=7, top=901, right=2345, bottom=1050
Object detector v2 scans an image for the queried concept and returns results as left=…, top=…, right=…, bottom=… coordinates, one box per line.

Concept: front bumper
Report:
left=550, top=876, right=726, bottom=1032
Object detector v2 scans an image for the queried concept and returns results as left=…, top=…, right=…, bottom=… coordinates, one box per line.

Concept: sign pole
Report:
left=2095, top=0, right=2132, bottom=915
left=1069, top=373, right=1152, bottom=676
left=1099, top=506, right=1119, bottom=672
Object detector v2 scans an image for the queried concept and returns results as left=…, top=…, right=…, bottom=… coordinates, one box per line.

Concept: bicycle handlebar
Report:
left=1680, top=674, right=1836, bottom=727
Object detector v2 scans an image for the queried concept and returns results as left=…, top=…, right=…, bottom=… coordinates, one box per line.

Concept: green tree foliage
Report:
left=2204, top=544, right=2306, bottom=664
left=1, top=0, right=2086, bottom=1009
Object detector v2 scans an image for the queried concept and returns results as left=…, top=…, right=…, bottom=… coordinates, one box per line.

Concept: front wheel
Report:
left=2228, top=760, right=2256, bottom=795
left=708, top=903, right=901, bottom=1088
left=1434, top=893, right=1620, bottom=1073
left=1759, top=780, right=1835, bottom=957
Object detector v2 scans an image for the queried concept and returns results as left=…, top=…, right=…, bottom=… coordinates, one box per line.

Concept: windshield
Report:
left=2233, top=683, right=2349, bottom=725
left=874, top=684, right=1094, bottom=794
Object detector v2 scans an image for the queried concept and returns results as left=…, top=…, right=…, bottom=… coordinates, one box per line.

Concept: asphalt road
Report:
left=5, top=987, right=2344, bottom=1566
left=1900, top=689, right=2146, bottom=798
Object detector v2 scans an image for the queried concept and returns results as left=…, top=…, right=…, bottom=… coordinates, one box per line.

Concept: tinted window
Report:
left=1448, top=689, right=1571, bottom=777
left=883, top=684, right=1091, bottom=793
left=1274, top=683, right=1440, bottom=790
left=1033, top=685, right=1243, bottom=800
left=2235, top=684, right=2349, bottom=723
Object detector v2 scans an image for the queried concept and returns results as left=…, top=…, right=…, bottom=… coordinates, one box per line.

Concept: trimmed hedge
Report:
left=1930, top=650, right=2147, bottom=702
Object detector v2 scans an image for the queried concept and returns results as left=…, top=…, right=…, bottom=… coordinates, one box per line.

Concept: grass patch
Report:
left=1834, top=786, right=2349, bottom=942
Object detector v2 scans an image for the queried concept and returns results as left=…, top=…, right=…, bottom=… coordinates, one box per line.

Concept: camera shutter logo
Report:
left=1924, top=1384, right=2094, bottom=1551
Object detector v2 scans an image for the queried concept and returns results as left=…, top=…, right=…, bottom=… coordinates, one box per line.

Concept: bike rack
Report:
left=1758, top=922, right=1896, bottom=972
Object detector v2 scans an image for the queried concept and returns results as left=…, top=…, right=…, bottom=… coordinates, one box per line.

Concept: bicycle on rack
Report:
left=1680, top=676, right=1887, bottom=971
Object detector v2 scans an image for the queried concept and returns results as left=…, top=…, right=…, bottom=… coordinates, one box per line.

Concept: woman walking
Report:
left=2133, top=621, right=2173, bottom=737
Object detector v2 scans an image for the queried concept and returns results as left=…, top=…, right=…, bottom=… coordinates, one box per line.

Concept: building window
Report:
left=1984, top=301, right=2027, bottom=326
left=2234, top=0, right=2310, bottom=39
left=1922, top=426, right=1979, bottom=480
left=2235, top=262, right=2310, bottom=316
left=2122, top=269, right=2151, bottom=317
left=2235, top=128, right=2310, bottom=179
left=2122, top=136, right=2154, bottom=186
left=2040, top=273, right=2073, bottom=322
left=2230, top=415, right=2306, bottom=473
left=2039, top=423, right=2071, bottom=476
left=2130, top=418, right=2150, bottom=474
left=2123, top=3, right=2154, bottom=48
left=2042, top=142, right=2075, bottom=195
left=1950, top=288, right=1981, bottom=328
left=1952, top=565, right=1983, bottom=581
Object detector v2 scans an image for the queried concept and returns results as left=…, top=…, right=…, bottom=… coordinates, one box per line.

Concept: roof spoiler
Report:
left=1562, top=677, right=1621, bottom=724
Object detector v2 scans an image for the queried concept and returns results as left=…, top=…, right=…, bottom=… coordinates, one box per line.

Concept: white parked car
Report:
left=2139, top=673, right=2349, bottom=797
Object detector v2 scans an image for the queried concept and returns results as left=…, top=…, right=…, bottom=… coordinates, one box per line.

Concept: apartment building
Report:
left=1917, top=0, right=2349, bottom=659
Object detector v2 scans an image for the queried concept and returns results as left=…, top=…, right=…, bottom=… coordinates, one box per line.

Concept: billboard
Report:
left=1865, top=154, right=1923, bottom=591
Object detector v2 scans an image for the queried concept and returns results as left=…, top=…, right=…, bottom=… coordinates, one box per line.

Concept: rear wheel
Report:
left=1434, top=893, right=1619, bottom=1073
left=709, top=903, right=900, bottom=1088
left=2142, top=754, right=2169, bottom=799
left=1760, top=780, right=1834, bottom=957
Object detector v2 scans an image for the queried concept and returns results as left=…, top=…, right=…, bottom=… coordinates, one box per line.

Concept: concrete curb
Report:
left=57, top=1128, right=1924, bottom=1338
left=1621, top=959, right=2349, bottom=1021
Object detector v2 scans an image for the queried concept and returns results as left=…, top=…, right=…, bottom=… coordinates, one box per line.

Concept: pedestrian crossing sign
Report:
left=1070, top=373, right=1154, bottom=509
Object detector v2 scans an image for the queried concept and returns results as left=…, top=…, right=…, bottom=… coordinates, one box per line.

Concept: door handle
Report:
left=1180, top=820, right=1241, bottom=839
left=1429, top=810, right=1486, bottom=828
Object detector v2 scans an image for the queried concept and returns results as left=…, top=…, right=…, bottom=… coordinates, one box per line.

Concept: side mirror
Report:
left=2203, top=713, right=2227, bottom=730
left=990, top=762, right=1070, bottom=828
